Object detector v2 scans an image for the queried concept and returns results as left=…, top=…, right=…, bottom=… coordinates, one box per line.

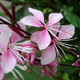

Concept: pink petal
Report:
left=1, top=49, right=16, bottom=73
left=41, top=45, right=56, bottom=65
left=21, top=16, right=43, bottom=27
left=41, top=70, right=45, bottom=77
left=0, top=24, right=12, bottom=53
left=31, top=29, right=51, bottom=50
left=0, top=55, right=1, bottom=61
left=0, top=66, right=4, bottom=80
left=17, top=21, right=26, bottom=31
left=58, top=25, right=75, bottom=39
left=11, top=21, right=26, bottom=43
left=49, top=22, right=60, bottom=35
left=30, top=52, right=35, bottom=64
left=28, top=7, right=45, bottom=24
left=0, top=16, right=12, bottom=53
left=48, top=13, right=63, bottom=26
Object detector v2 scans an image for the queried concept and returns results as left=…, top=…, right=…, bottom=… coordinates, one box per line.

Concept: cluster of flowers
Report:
left=0, top=3, right=79, bottom=80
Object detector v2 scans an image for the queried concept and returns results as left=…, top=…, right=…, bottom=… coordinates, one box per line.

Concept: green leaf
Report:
left=62, top=73, right=70, bottom=80
left=65, top=11, right=80, bottom=28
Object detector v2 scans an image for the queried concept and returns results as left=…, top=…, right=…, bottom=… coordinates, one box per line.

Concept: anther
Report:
left=24, top=65, right=27, bottom=70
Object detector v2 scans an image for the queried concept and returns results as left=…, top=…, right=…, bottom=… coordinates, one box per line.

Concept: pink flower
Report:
left=21, top=7, right=63, bottom=50
left=72, top=59, right=80, bottom=67
left=0, top=17, right=15, bottom=74
left=0, top=17, right=16, bottom=79
left=41, top=24, right=75, bottom=65
left=0, top=16, right=27, bottom=80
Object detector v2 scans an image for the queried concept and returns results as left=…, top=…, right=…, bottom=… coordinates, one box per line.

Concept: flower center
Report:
left=53, top=39, right=58, bottom=45
left=9, top=44, right=13, bottom=48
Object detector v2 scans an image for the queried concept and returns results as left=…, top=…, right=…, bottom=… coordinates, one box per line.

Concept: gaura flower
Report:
left=0, top=16, right=28, bottom=80
left=21, top=7, right=63, bottom=50
left=41, top=24, right=75, bottom=65
left=0, top=16, right=16, bottom=79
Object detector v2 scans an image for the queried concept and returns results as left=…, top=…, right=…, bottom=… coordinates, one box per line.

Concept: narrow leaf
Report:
left=65, top=11, right=80, bottom=28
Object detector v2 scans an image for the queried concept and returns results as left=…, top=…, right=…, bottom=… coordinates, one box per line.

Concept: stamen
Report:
left=74, top=45, right=78, bottom=48
left=14, top=69, right=24, bottom=80
left=14, top=52, right=24, bottom=64
left=60, top=9, right=63, bottom=13
left=10, top=43, right=33, bottom=53
left=59, top=42, right=73, bottom=47
left=13, top=40, right=31, bottom=45
left=11, top=71, right=19, bottom=80
left=47, top=28, right=59, bottom=40
left=64, top=11, right=66, bottom=16
left=68, top=49, right=78, bottom=57
left=10, top=48, right=24, bottom=64
left=11, top=49, right=28, bottom=62
left=59, top=43, right=78, bottom=57
left=60, top=37, right=77, bottom=41
left=55, top=44, right=65, bottom=61
left=59, top=42, right=74, bottom=49
left=16, top=64, right=26, bottom=71
left=11, top=45, right=33, bottom=53
left=55, top=44, right=63, bottom=58
left=57, top=44, right=68, bottom=59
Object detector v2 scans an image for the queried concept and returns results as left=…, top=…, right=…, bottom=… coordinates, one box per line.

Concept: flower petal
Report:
left=1, top=49, right=16, bottom=73
left=41, top=45, right=56, bottom=65
left=58, top=25, right=75, bottom=39
left=28, top=7, right=45, bottom=24
left=48, top=13, right=63, bottom=26
left=0, top=66, right=4, bottom=80
left=11, top=21, right=26, bottom=43
left=0, top=24, right=12, bottom=53
left=21, top=16, right=43, bottom=27
left=31, top=29, right=51, bottom=50
left=0, top=55, right=2, bottom=61
left=48, top=22, right=60, bottom=35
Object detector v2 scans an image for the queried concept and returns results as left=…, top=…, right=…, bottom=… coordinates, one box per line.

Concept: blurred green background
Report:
left=0, top=0, right=80, bottom=80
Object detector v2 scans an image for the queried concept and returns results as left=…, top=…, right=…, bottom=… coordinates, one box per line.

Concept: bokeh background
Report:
left=0, top=0, right=80, bottom=80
